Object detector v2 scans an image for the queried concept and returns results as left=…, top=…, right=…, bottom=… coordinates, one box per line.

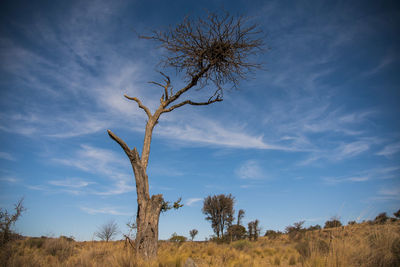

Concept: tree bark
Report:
left=135, top=193, right=163, bottom=259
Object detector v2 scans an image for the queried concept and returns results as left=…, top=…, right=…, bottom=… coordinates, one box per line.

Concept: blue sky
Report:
left=0, top=0, right=399, bottom=241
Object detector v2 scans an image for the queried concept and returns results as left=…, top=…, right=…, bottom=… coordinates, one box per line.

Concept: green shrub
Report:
left=374, top=212, right=389, bottom=224
left=265, top=230, right=282, bottom=239
left=25, top=237, right=46, bottom=249
left=169, top=233, right=187, bottom=245
left=324, top=217, right=342, bottom=228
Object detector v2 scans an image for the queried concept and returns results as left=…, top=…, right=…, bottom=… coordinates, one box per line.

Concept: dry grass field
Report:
left=1, top=222, right=399, bottom=267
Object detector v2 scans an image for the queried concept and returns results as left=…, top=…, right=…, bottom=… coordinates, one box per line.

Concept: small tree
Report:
left=227, top=224, right=247, bottom=241
left=394, top=209, right=400, bottom=219
left=0, top=198, right=25, bottom=246
left=307, top=224, right=321, bottom=231
left=248, top=219, right=260, bottom=241
left=189, top=229, right=198, bottom=241
left=374, top=212, right=389, bottom=224
left=324, top=217, right=342, bottom=229
left=95, top=220, right=119, bottom=242
left=169, top=232, right=187, bottom=244
left=202, top=194, right=235, bottom=238
left=285, top=221, right=305, bottom=241
left=264, top=230, right=282, bottom=239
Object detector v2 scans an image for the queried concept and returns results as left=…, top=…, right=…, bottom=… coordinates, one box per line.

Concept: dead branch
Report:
left=124, top=95, right=152, bottom=118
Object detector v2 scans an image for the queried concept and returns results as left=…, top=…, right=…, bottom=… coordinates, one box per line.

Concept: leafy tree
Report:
left=248, top=219, right=261, bottom=241
left=189, top=229, right=198, bottom=241
left=95, top=220, right=119, bottom=242
left=264, top=230, right=282, bottom=239
left=285, top=221, right=305, bottom=241
left=0, top=198, right=25, bottom=246
left=227, top=224, right=247, bottom=241
left=202, top=194, right=235, bottom=238
left=307, top=224, right=321, bottom=231
left=324, top=217, right=342, bottom=229
left=394, top=209, right=400, bottom=219
left=107, top=12, right=263, bottom=259
left=374, top=212, right=389, bottom=224
left=169, top=232, right=187, bottom=244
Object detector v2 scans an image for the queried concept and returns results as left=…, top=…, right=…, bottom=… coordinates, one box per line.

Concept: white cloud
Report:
left=186, top=198, right=202, bottom=206
left=53, top=144, right=135, bottom=195
left=80, top=206, right=131, bottom=216
left=156, top=115, right=289, bottom=151
left=376, top=142, right=400, bottom=157
left=0, top=176, right=19, bottom=183
left=49, top=178, right=94, bottom=188
left=0, top=152, right=15, bottom=161
left=235, top=160, right=265, bottom=179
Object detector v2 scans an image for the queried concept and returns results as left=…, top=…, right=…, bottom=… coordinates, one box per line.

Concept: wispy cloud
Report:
left=323, top=165, right=399, bottom=185
left=376, top=142, right=400, bottom=157
left=0, top=176, right=20, bottom=183
left=80, top=206, right=131, bottom=216
left=235, top=160, right=266, bottom=179
left=48, top=178, right=94, bottom=188
left=0, top=152, right=15, bottom=161
left=185, top=198, right=202, bottom=206
left=156, top=115, right=288, bottom=150
left=53, top=144, right=135, bottom=195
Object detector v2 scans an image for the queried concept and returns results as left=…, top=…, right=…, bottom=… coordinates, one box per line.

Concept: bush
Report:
left=374, top=212, right=389, bottom=224
left=227, top=225, right=247, bottom=241
left=0, top=198, right=25, bottom=246
left=394, top=209, right=400, bottom=219
left=348, top=221, right=356, bottom=225
left=307, top=225, right=321, bottom=231
left=265, top=230, right=282, bottom=239
left=324, top=217, right=342, bottom=228
left=169, top=233, right=187, bottom=244
left=25, top=237, right=46, bottom=249
left=285, top=221, right=305, bottom=241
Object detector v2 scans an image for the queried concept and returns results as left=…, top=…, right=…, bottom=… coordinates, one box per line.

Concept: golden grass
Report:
left=1, top=222, right=399, bottom=267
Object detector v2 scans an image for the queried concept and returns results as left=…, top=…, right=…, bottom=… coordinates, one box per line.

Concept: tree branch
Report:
left=162, top=96, right=222, bottom=114
left=107, top=130, right=134, bottom=159
left=124, top=95, right=152, bottom=119
left=163, top=65, right=211, bottom=107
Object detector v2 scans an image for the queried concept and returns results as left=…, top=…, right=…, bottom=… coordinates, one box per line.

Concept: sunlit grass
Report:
left=1, top=221, right=399, bottom=266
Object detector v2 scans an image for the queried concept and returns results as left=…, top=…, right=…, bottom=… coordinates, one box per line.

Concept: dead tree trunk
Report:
left=107, top=72, right=221, bottom=259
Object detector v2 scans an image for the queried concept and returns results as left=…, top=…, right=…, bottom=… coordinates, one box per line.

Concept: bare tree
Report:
left=95, top=220, right=119, bottom=242
left=107, top=12, right=263, bottom=259
left=189, top=229, right=198, bottom=241
left=202, top=194, right=235, bottom=238
left=0, top=198, right=25, bottom=246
